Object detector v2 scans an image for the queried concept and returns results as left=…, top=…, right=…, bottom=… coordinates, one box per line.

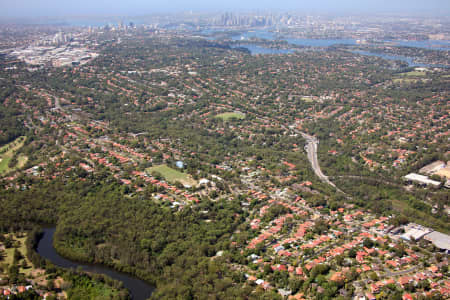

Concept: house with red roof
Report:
left=402, top=293, right=413, bottom=300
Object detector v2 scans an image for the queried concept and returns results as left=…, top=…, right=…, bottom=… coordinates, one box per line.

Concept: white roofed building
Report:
left=404, top=173, right=441, bottom=187
left=423, top=231, right=450, bottom=254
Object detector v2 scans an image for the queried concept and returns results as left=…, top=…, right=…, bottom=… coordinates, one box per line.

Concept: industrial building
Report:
left=404, top=173, right=441, bottom=187
left=423, top=231, right=450, bottom=254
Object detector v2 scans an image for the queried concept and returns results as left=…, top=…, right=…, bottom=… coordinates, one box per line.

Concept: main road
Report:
left=300, top=132, right=336, bottom=188
left=297, top=131, right=346, bottom=194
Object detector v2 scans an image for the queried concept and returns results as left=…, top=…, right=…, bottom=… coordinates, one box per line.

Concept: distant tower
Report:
left=53, top=32, right=65, bottom=45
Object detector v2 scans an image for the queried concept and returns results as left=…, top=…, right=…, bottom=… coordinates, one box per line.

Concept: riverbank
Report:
left=36, top=228, right=155, bottom=300
left=0, top=230, right=129, bottom=299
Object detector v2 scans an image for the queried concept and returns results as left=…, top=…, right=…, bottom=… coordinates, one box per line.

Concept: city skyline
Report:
left=1, top=0, right=450, bottom=19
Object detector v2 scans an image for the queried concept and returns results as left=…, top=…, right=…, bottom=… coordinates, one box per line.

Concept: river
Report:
left=231, top=44, right=294, bottom=55
left=351, top=50, right=448, bottom=68
left=36, top=228, right=154, bottom=300
left=204, top=29, right=449, bottom=65
left=228, top=30, right=449, bottom=50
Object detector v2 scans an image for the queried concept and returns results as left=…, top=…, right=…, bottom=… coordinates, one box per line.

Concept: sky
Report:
left=1, top=0, right=449, bottom=18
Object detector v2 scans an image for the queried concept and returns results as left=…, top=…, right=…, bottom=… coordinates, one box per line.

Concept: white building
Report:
left=404, top=173, right=441, bottom=187
left=423, top=231, right=450, bottom=254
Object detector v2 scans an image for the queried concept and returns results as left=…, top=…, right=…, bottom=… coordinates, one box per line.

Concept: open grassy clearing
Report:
left=215, top=112, right=246, bottom=121
left=301, top=96, right=315, bottom=102
left=400, top=70, right=427, bottom=77
left=0, top=136, right=27, bottom=174
left=393, top=78, right=420, bottom=84
left=2, top=234, right=34, bottom=276
left=16, top=155, right=29, bottom=169
left=147, top=164, right=197, bottom=186
left=16, top=235, right=33, bottom=276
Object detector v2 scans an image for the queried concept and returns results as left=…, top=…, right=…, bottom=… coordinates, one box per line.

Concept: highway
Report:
left=298, top=131, right=346, bottom=194
left=54, top=96, right=62, bottom=110
left=301, top=132, right=336, bottom=188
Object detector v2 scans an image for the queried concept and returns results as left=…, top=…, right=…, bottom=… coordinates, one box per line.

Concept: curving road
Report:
left=384, top=265, right=419, bottom=277
left=301, top=132, right=336, bottom=187
left=298, top=131, right=346, bottom=194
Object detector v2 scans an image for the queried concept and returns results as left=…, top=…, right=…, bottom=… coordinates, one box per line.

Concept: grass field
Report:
left=400, top=70, right=426, bottom=77
left=301, top=96, right=315, bottom=102
left=0, top=136, right=27, bottom=174
left=393, top=78, right=419, bottom=84
left=215, top=112, right=246, bottom=121
left=147, top=164, right=197, bottom=186
left=2, top=234, right=34, bottom=276
left=16, top=155, right=29, bottom=169
left=393, top=77, right=430, bottom=84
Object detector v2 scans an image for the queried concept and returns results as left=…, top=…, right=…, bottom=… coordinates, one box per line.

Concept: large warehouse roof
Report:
left=424, top=231, right=450, bottom=252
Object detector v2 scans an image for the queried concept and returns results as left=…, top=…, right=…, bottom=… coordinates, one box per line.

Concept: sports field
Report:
left=0, top=136, right=27, bottom=174
left=215, top=112, right=246, bottom=121
left=147, top=164, right=197, bottom=186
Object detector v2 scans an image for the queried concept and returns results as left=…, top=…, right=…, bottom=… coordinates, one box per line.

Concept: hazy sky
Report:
left=1, top=0, right=449, bottom=18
